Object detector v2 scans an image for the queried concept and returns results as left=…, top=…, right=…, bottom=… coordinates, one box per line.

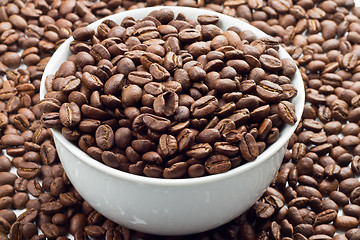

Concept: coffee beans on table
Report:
left=0, top=0, right=360, bottom=239
left=41, top=8, right=298, bottom=179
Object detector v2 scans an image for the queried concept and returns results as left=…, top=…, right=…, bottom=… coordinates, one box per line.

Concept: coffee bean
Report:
left=334, top=216, right=359, bottom=232
left=163, top=162, right=187, bottom=179
left=296, top=185, right=323, bottom=199
left=294, top=224, right=314, bottom=238
left=0, top=185, right=14, bottom=198
left=205, top=154, right=231, bottom=174
left=84, top=225, right=106, bottom=238
left=158, top=134, right=177, bottom=157
left=40, top=223, right=60, bottom=239
left=12, top=192, right=29, bottom=210
left=17, top=161, right=40, bottom=179
left=14, top=178, right=28, bottom=193
left=112, top=127, right=133, bottom=151
left=190, top=95, right=219, bottom=118
left=73, top=27, right=95, bottom=41
left=56, top=61, right=76, bottom=78
left=339, top=178, right=360, bottom=195
left=82, top=72, right=103, bottom=91
left=153, top=91, right=178, bottom=117
left=69, top=213, right=87, bottom=235
left=95, top=124, right=114, bottom=150
left=329, top=191, right=348, bottom=207
left=278, top=101, right=297, bottom=125
left=17, top=208, right=38, bottom=224
left=186, top=143, right=213, bottom=159
left=90, top=44, right=110, bottom=62
left=40, top=201, right=63, bottom=214
left=177, top=128, right=196, bottom=153
left=0, top=172, right=17, bottom=186
left=59, top=102, right=81, bottom=128
left=27, top=179, right=43, bottom=197
left=21, top=222, right=38, bottom=239
left=259, top=54, right=283, bottom=72
left=0, top=216, right=10, bottom=235
left=1, top=134, right=24, bottom=147
left=128, top=71, right=153, bottom=86
left=197, top=129, right=221, bottom=144
left=315, top=209, right=338, bottom=225
left=8, top=221, right=23, bottom=240
left=239, top=133, right=259, bottom=161
left=257, top=80, right=283, bottom=102
left=121, top=84, right=142, bottom=106
left=49, top=177, right=65, bottom=197
left=2, top=52, right=21, bottom=69
left=254, top=201, right=275, bottom=219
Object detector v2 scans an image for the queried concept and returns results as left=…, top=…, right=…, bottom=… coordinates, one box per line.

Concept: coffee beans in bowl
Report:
left=39, top=6, right=304, bottom=235
left=41, top=7, right=299, bottom=179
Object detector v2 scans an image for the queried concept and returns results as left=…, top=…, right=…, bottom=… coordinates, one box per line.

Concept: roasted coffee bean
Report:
left=73, top=27, right=95, bottom=41
left=0, top=216, right=10, bottom=235
left=205, top=154, right=231, bottom=174
left=239, top=133, right=259, bottom=161
left=128, top=71, right=153, bottom=86
left=41, top=201, right=63, bottom=214
left=82, top=72, right=104, bottom=91
left=177, top=128, right=196, bottom=152
left=186, top=143, right=213, bottom=159
left=153, top=91, right=178, bottom=117
left=259, top=54, right=283, bottom=72
left=0, top=185, right=14, bottom=198
left=334, top=216, right=359, bottom=232
left=257, top=80, right=283, bottom=102
left=95, top=124, right=114, bottom=150
left=27, top=179, right=43, bottom=197
left=278, top=101, right=297, bottom=125
left=12, top=192, right=29, bottom=209
left=85, top=225, right=106, bottom=238
left=14, top=178, right=28, bottom=192
left=158, top=134, right=177, bottom=157
left=0, top=156, right=11, bottom=172
left=21, top=222, right=38, bottom=239
left=8, top=221, right=23, bottom=240
left=1, top=134, right=24, bottom=147
left=59, top=102, right=81, bottom=128
left=40, top=223, right=60, bottom=239
left=121, top=84, right=142, bottom=106
left=316, top=209, right=338, bottom=225
left=17, top=162, right=40, bottom=179
left=17, top=208, right=38, bottom=224
left=254, top=201, right=275, bottom=219
left=339, top=178, right=360, bottom=195
left=0, top=172, right=17, bottom=186
left=163, top=162, right=188, bottom=179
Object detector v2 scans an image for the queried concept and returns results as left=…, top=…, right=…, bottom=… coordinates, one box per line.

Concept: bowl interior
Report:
left=40, top=6, right=305, bottom=185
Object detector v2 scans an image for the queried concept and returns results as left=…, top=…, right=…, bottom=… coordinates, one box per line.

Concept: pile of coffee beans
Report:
left=40, top=8, right=298, bottom=179
left=0, top=0, right=360, bottom=239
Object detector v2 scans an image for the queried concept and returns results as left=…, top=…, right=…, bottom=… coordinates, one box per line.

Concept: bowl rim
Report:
left=40, top=6, right=305, bottom=186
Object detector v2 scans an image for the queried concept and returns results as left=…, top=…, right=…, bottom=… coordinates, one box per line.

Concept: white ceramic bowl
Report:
left=40, top=6, right=305, bottom=236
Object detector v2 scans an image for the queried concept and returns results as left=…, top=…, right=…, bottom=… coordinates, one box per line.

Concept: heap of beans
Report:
left=0, top=0, right=360, bottom=239
left=40, top=8, right=298, bottom=179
